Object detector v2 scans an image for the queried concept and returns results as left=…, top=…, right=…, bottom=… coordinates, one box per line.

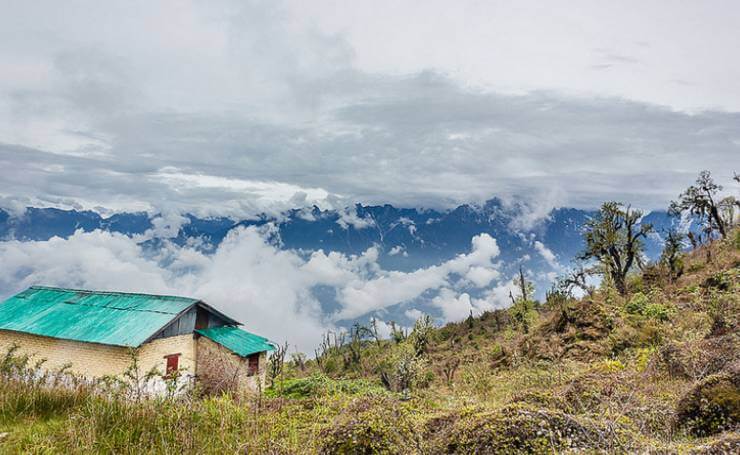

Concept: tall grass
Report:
left=0, top=344, right=320, bottom=454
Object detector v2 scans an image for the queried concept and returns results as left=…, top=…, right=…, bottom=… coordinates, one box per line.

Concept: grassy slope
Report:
left=1, top=231, right=738, bottom=454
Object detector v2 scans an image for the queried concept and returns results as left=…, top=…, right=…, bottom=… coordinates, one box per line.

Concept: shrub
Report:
left=318, top=397, right=419, bottom=454
left=703, top=270, right=736, bottom=292
left=377, top=344, right=428, bottom=393
left=688, top=432, right=740, bottom=454
left=625, top=292, right=673, bottom=321
left=273, top=374, right=386, bottom=399
left=594, top=358, right=626, bottom=373
left=409, top=314, right=435, bottom=356
left=675, top=371, right=740, bottom=437
left=608, top=319, right=664, bottom=355
left=652, top=335, right=739, bottom=380
left=424, top=405, right=635, bottom=453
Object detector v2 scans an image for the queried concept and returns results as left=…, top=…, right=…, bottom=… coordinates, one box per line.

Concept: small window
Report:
left=164, top=354, right=181, bottom=377
left=247, top=354, right=259, bottom=376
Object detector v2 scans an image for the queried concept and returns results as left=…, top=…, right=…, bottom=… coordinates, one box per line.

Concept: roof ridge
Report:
left=63, top=300, right=185, bottom=316
left=29, top=285, right=198, bottom=302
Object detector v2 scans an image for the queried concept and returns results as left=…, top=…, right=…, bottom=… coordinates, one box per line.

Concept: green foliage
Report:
left=268, top=374, right=385, bottom=399
left=377, top=343, right=428, bottom=393
left=660, top=229, right=686, bottom=281
left=608, top=319, right=664, bottom=355
left=409, top=314, right=435, bottom=356
left=426, top=405, right=635, bottom=453
left=675, top=372, right=740, bottom=437
left=580, top=201, right=653, bottom=295
left=624, top=291, right=673, bottom=321
left=318, top=398, right=419, bottom=454
left=508, top=298, right=536, bottom=334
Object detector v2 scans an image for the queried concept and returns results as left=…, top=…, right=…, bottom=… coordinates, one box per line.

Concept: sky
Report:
left=0, top=1, right=739, bottom=351
left=0, top=0, right=738, bottom=216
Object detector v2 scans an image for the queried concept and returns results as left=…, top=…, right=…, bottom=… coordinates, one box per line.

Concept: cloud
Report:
left=431, top=289, right=475, bottom=322
left=0, top=1, right=738, bottom=218
left=336, top=206, right=375, bottom=230
left=534, top=240, right=561, bottom=270
left=465, top=266, right=500, bottom=288
left=404, top=308, right=423, bottom=322
left=0, top=227, right=506, bottom=350
left=148, top=211, right=191, bottom=239
left=336, top=233, right=500, bottom=320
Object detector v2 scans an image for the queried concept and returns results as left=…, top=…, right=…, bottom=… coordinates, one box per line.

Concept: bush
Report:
left=688, top=432, right=740, bottom=454
left=318, top=397, right=419, bottom=454
left=377, top=344, right=428, bottom=393
left=675, top=371, right=740, bottom=437
left=625, top=292, right=673, bottom=321
left=608, top=319, right=664, bottom=355
left=273, top=374, right=386, bottom=399
left=652, top=335, right=739, bottom=380
left=424, top=405, right=635, bottom=453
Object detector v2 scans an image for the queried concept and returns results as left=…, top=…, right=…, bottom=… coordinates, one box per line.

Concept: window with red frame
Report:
left=164, top=354, right=180, bottom=377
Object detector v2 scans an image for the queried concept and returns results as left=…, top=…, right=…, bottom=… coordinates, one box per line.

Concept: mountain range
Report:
left=0, top=200, right=677, bottom=306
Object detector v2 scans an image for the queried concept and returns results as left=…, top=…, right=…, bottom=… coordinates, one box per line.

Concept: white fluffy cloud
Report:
left=534, top=240, right=561, bottom=270
left=336, top=233, right=500, bottom=319
left=0, top=228, right=505, bottom=351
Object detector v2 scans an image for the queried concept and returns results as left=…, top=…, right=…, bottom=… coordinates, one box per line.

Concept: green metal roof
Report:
left=0, top=286, right=198, bottom=347
left=196, top=326, right=275, bottom=357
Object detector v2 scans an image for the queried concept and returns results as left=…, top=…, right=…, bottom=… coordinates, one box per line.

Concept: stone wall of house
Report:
left=195, top=336, right=267, bottom=394
left=0, top=329, right=197, bottom=380
left=138, top=333, right=197, bottom=377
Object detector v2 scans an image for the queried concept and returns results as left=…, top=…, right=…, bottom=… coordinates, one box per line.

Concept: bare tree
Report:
left=369, top=317, right=382, bottom=346
left=560, top=265, right=595, bottom=297
left=518, top=266, right=529, bottom=302
left=268, top=341, right=288, bottom=389
left=290, top=352, right=306, bottom=373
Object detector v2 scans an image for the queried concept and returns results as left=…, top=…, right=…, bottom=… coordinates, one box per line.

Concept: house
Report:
left=0, top=286, right=274, bottom=394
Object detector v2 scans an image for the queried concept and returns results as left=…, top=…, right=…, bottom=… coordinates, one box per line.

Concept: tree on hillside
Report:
left=580, top=202, right=653, bottom=295
left=660, top=229, right=686, bottom=281
left=669, top=170, right=728, bottom=239
left=508, top=267, right=536, bottom=333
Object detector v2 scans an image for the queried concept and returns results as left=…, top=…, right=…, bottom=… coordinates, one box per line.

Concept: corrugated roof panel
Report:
left=0, top=286, right=199, bottom=347
left=196, top=326, right=274, bottom=357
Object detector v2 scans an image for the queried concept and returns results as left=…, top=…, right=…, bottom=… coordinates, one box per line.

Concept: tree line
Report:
left=568, top=170, right=738, bottom=297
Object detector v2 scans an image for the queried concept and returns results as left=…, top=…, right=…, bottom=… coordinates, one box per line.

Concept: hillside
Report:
left=0, top=230, right=738, bottom=453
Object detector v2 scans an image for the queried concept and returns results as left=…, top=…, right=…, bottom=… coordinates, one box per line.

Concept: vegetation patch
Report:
left=424, top=404, right=636, bottom=453
left=317, top=397, right=420, bottom=455
left=675, top=370, right=740, bottom=437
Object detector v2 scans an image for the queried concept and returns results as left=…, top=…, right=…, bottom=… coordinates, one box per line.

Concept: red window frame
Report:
left=164, top=353, right=181, bottom=377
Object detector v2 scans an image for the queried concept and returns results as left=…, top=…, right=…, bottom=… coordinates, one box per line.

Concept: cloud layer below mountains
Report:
left=0, top=227, right=511, bottom=351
